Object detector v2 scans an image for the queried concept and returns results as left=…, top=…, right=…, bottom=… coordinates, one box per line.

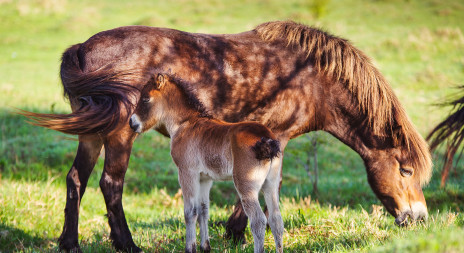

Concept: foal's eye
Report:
left=142, top=97, right=150, bottom=103
left=399, top=167, right=413, bottom=177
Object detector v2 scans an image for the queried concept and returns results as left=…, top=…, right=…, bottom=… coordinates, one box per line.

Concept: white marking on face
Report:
left=410, top=201, right=428, bottom=220
left=130, top=114, right=143, bottom=133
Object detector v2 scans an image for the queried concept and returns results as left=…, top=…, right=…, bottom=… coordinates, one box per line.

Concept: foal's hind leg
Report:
left=226, top=139, right=288, bottom=244
left=198, top=179, right=213, bottom=252
left=262, top=158, right=284, bottom=253
left=58, top=138, right=103, bottom=252
left=99, top=129, right=141, bottom=252
left=235, top=187, right=267, bottom=253
left=233, top=162, right=269, bottom=253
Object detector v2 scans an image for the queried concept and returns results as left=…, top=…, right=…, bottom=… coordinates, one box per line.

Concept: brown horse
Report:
left=22, top=21, right=432, bottom=252
left=130, top=72, right=283, bottom=253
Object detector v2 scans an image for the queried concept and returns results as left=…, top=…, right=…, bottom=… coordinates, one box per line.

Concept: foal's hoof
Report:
left=200, top=241, right=211, bottom=252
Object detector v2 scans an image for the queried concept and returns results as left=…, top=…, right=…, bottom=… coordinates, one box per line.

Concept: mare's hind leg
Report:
left=99, top=129, right=141, bottom=252
left=58, top=138, right=103, bottom=252
left=262, top=157, right=284, bottom=253
left=198, top=179, right=213, bottom=252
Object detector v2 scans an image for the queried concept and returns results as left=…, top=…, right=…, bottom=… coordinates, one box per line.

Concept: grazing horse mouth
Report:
left=395, top=202, right=428, bottom=226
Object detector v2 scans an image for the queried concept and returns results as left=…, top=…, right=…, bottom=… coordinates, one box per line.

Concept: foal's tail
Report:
left=20, top=44, right=140, bottom=136
left=252, top=137, right=281, bottom=161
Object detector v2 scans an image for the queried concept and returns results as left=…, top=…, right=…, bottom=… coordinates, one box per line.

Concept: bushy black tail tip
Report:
left=252, top=137, right=281, bottom=161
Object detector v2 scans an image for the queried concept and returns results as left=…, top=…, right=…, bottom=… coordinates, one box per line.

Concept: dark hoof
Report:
left=58, top=237, right=81, bottom=253
left=113, top=241, right=142, bottom=253
left=200, top=241, right=211, bottom=252
left=122, top=245, right=142, bottom=253
left=59, top=245, right=82, bottom=253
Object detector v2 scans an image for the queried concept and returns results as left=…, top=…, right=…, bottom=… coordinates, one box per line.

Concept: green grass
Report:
left=1, top=0, right=464, bottom=252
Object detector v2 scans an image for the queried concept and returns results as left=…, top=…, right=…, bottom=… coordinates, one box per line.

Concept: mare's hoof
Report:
left=58, top=237, right=82, bottom=253
left=121, top=245, right=142, bottom=253
left=113, top=240, right=142, bottom=253
left=59, top=245, right=82, bottom=253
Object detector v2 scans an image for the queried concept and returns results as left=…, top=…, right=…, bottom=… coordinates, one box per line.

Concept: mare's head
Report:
left=362, top=129, right=432, bottom=226
left=129, top=73, right=168, bottom=133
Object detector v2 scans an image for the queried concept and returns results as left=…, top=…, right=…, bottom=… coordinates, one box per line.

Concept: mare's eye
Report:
left=399, top=167, right=413, bottom=177
left=142, top=97, right=150, bottom=103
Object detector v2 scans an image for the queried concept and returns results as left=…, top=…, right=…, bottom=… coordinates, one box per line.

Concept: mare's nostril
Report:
left=129, top=118, right=133, bottom=128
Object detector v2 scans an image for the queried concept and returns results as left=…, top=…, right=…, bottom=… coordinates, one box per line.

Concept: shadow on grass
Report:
left=0, top=223, right=55, bottom=252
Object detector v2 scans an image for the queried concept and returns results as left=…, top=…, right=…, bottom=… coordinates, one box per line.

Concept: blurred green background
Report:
left=1, top=0, right=463, bottom=252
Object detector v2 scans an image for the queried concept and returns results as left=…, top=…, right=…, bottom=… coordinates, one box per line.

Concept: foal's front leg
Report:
left=179, top=170, right=200, bottom=253
left=198, top=179, right=213, bottom=252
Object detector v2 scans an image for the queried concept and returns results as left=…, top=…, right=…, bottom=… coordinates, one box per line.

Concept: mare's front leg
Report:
left=58, top=138, right=103, bottom=252
left=198, top=179, right=213, bottom=252
left=99, top=128, right=141, bottom=252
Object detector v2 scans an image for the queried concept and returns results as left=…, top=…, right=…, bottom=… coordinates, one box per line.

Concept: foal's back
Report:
left=170, top=118, right=279, bottom=180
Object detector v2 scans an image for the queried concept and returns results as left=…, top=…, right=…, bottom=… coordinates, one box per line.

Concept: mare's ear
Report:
left=155, top=74, right=166, bottom=89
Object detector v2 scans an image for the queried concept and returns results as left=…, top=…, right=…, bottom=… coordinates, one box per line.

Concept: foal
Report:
left=129, top=73, right=284, bottom=253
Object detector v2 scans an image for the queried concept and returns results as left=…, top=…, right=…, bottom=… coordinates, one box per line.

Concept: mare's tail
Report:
left=19, top=44, right=140, bottom=136
left=252, top=137, right=281, bottom=161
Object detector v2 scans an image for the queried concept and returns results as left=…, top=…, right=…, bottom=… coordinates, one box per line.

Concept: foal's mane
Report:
left=159, top=72, right=211, bottom=118
left=255, top=21, right=432, bottom=185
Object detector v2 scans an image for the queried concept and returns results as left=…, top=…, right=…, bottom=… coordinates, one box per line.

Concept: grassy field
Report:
left=1, top=0, right=464, bottom=252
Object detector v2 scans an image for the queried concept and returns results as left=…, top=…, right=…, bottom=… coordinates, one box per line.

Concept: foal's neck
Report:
left=161, top=84, right=209, bottom=136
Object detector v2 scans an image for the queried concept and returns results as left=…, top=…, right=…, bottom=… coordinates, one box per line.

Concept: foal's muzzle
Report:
left=129, top=114, right=142, bottom=133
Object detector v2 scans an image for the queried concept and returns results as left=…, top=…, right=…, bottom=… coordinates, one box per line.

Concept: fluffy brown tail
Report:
left=20, top=44, right=140, bottom=136
left=252, top=137, right=281, bottom=161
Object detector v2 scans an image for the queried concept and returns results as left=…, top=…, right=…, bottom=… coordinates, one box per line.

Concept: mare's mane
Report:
left=255, top=21, right=432, bottom=184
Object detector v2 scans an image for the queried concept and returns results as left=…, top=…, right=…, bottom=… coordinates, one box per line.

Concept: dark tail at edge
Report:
left=252, top=137, right=281, bottom=161
left=427, top=87, right=464, bottom=186
left=427, top=87, right=464, bottom=151
left=19, top=44, right=140, bottom=136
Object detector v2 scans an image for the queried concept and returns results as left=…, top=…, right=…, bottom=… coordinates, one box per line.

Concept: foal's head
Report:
left=129, top=73, right=168, bottom=133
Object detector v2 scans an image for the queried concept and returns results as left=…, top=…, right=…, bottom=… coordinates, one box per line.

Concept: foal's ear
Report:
left=155, top=74, right=166, bottom=89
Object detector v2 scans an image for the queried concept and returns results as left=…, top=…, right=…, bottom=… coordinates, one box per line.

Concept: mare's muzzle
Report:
left=395, top=201, right=428, bottom=226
